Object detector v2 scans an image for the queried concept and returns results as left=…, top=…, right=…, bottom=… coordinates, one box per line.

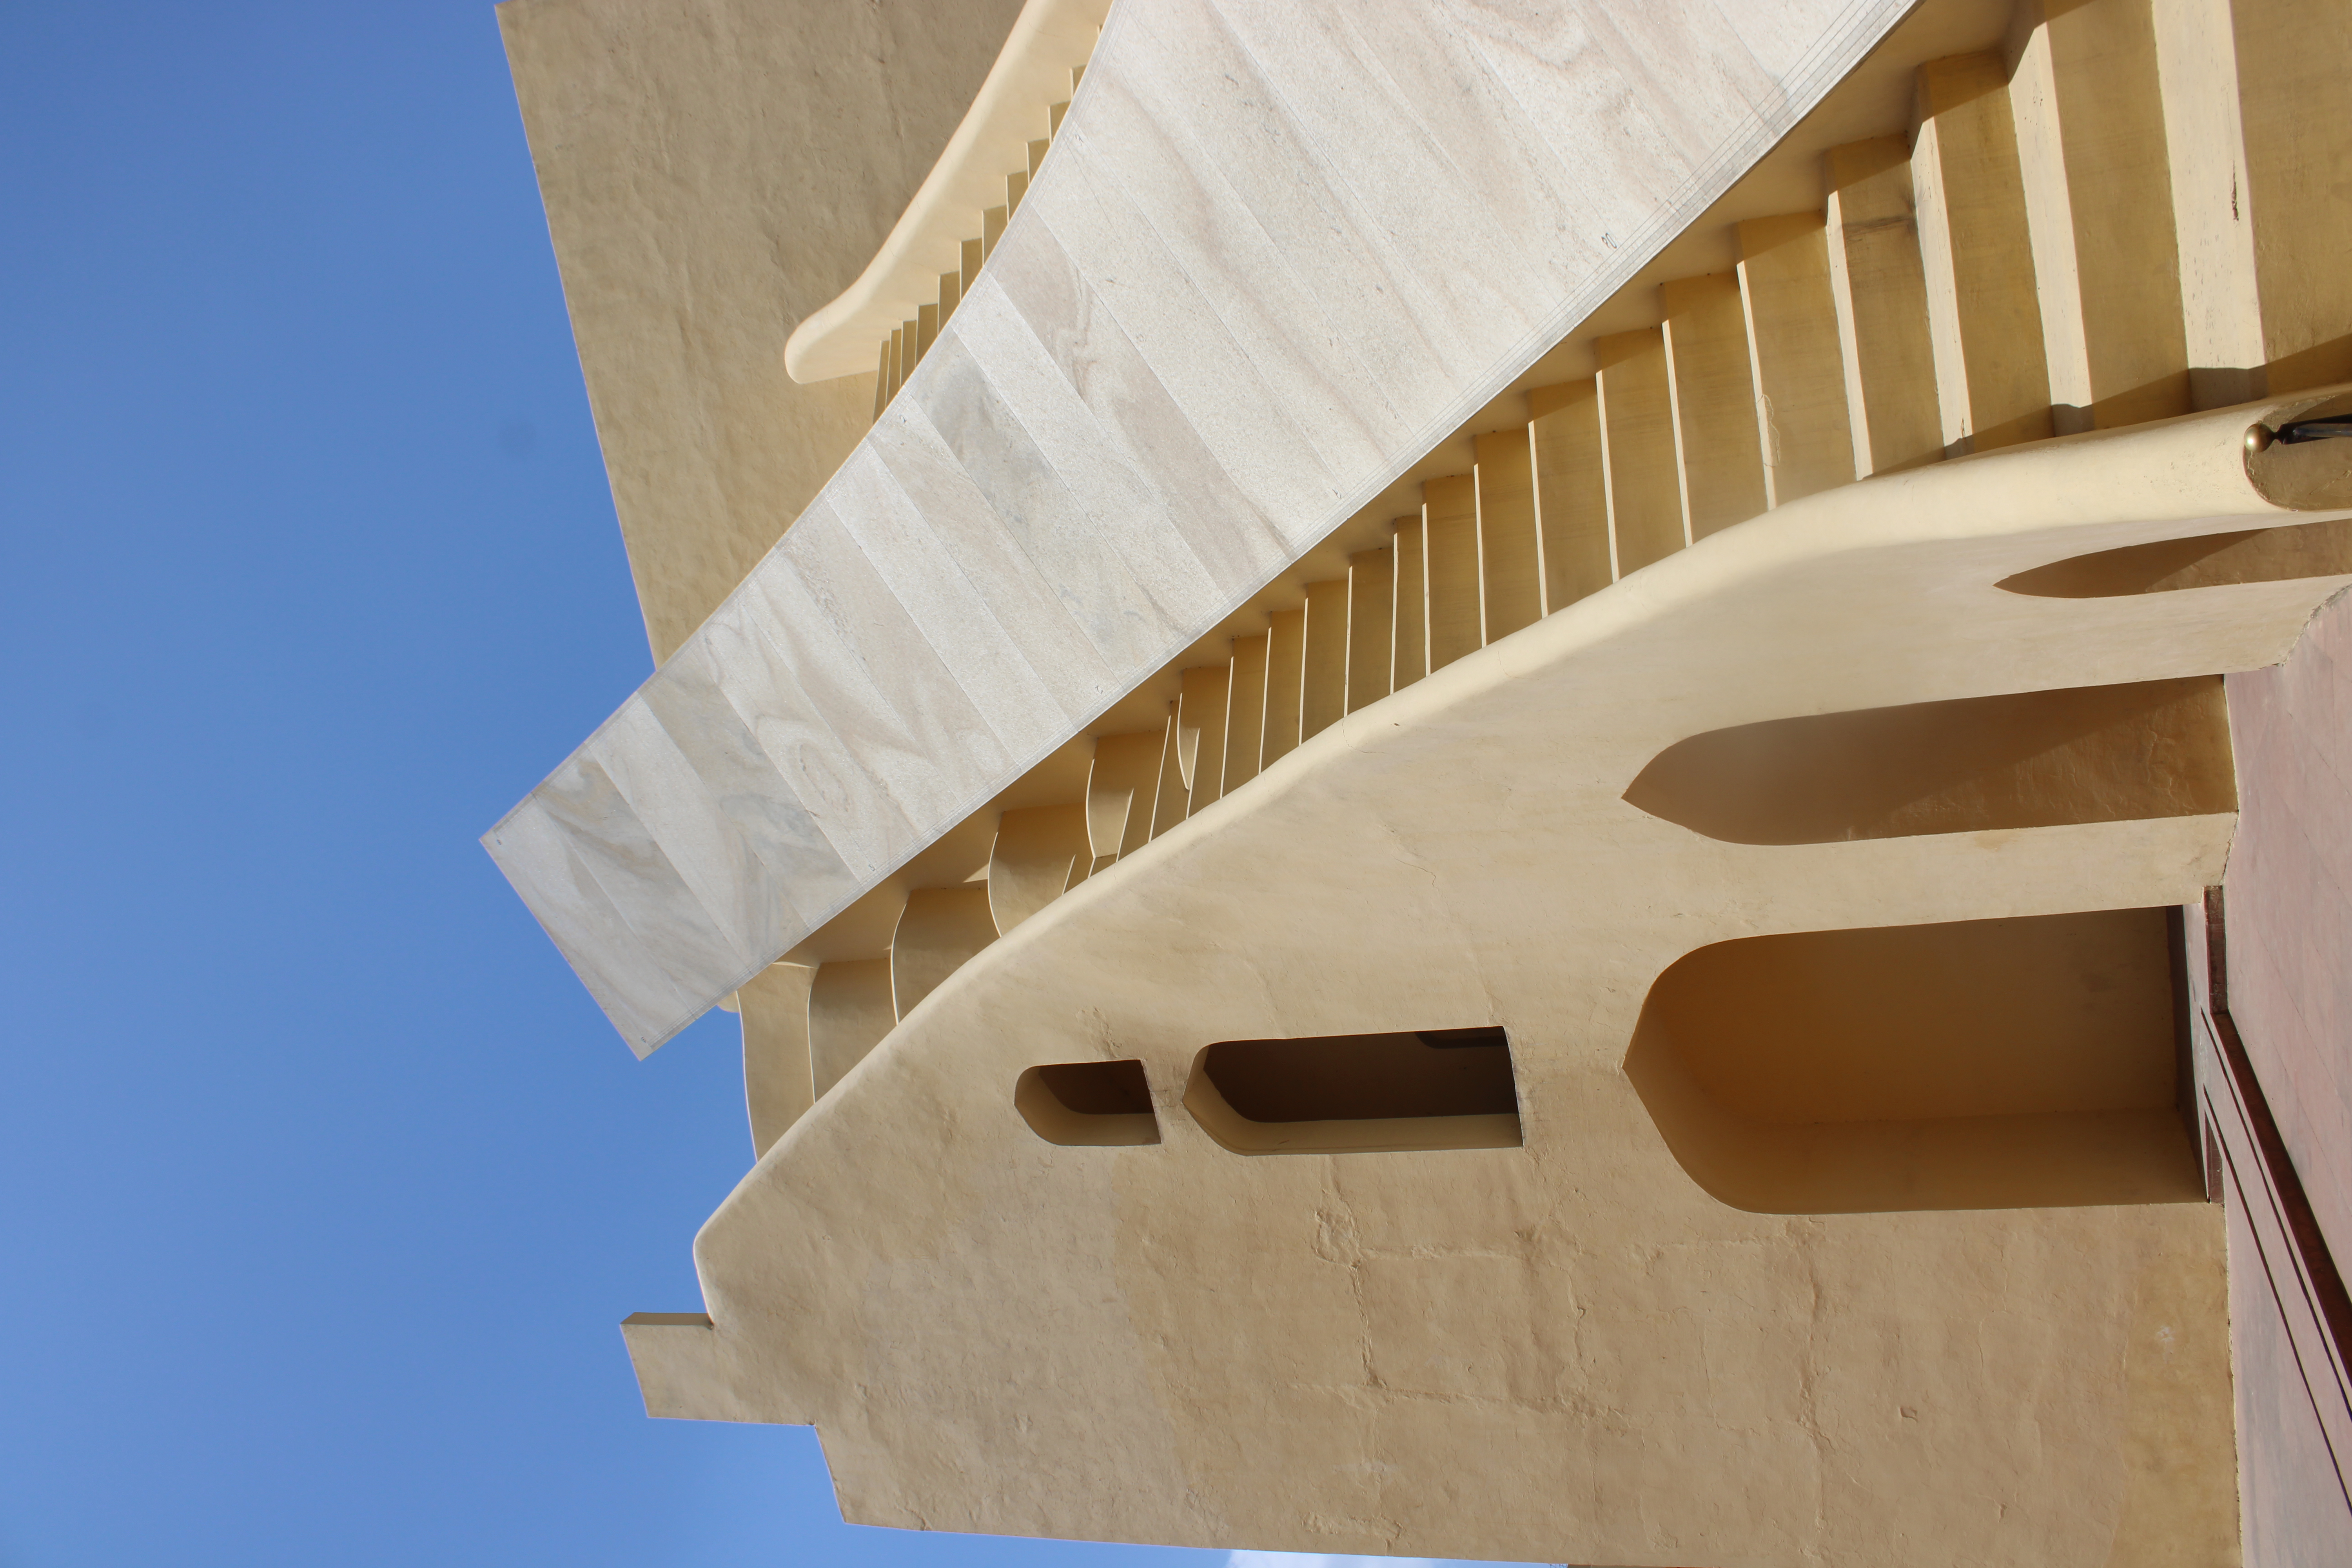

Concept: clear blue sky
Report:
left=0, top=4, right=1550, bottom=1565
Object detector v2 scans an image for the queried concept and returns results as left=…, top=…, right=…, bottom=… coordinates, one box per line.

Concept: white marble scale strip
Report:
left=485, top=0, right=1918, bottom=1054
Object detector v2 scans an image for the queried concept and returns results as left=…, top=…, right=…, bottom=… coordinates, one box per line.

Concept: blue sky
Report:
left=0, top=4, right=1554, bottom=1565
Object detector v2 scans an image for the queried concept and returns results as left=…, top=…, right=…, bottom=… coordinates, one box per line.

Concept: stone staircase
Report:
left=746, top=0, right=2352, bottom=1147
left=868, top=65, right=1091, bottom=423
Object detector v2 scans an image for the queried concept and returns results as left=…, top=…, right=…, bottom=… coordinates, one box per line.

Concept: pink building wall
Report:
left=2225, top=586, right=2352, bottom=1265
left=2195, top=584, right=2352, bottom=1562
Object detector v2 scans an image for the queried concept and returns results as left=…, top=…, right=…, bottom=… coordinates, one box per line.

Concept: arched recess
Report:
left=1622, top=677, right=2234, bottom=845
left=1997, top=517, right=2352, bottom=597
left=1624, top=910, right=2205, bottom=1214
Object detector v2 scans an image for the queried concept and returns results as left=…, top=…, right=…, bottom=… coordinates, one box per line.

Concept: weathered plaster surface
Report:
left=499, top=0, right=1027, bottom=662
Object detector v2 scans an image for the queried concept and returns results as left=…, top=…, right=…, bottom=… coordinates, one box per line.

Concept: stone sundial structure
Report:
left=490, top=0, right=2352, bottom=1559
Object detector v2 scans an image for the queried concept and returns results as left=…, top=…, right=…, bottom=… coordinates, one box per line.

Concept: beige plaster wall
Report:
left=618, top=403, right=2352, bottom=1563
left=498, top=0, right=1027, bottom=662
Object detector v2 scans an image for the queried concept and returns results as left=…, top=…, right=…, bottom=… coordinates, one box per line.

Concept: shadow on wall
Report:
left=1622, top=677, right=2235, bottom=845
left=1998, top=516, right=2352, bottom=597
left=1627, top=910, right=2207, bottom=1214
left=2001, top=392, right=2352, bottom=596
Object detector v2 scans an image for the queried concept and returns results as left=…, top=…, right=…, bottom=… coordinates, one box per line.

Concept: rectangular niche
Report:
left=1185, top=1028, right=1523, bottom=1155
left=1016, top=1059, right=1161, bottom=1146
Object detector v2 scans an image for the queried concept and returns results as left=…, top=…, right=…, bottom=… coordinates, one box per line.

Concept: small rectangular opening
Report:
left=1186, top=1029, right=1523, bottom=1155
left=1016, top=1059, right=1160, bottom=1146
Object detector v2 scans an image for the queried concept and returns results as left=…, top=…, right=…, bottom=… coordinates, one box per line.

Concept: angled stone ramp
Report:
left=634, top=400, right=2352, bottom=1561
left=485, top=0, right=1922, bottom=1054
